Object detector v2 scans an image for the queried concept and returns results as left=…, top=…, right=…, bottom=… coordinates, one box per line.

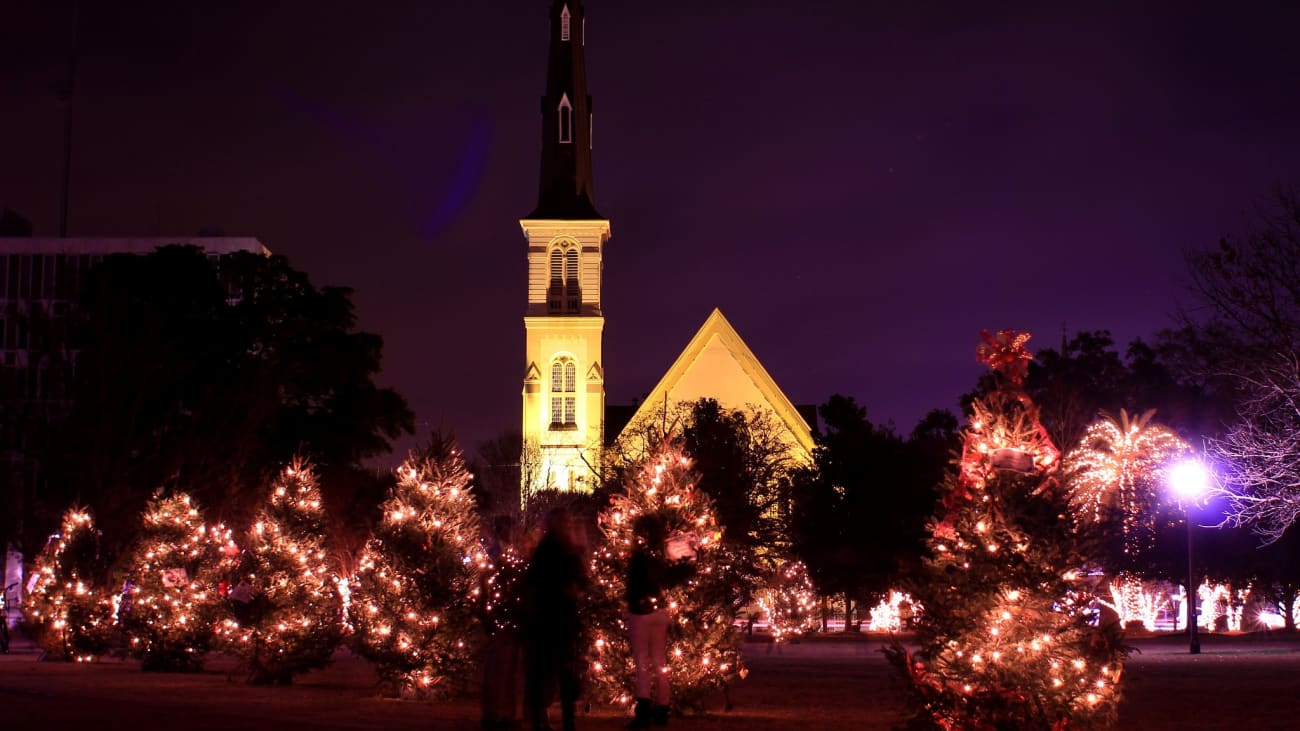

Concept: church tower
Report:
left=521, top=0, right=609, bottom=500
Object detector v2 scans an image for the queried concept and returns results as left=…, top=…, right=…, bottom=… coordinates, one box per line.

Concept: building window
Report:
left=548, top=241, right=580, bottom=313
left=560, top=6, right=571, bottom=41
left=558, top=94, right=572, bottom=144
left=550, top=356, right=577, bottom=429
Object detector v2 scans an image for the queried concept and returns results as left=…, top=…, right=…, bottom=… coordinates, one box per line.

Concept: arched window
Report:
left=550, top=356, right=577, bottom=429
left=560, top=5, right=571, bottom=41
left=548, top=241, right=580, bottom=313
left=558, top=94, right=573, bottom=144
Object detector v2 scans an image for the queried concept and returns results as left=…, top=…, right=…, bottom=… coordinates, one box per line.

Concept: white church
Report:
left=519, top=1, right=815, bottom=497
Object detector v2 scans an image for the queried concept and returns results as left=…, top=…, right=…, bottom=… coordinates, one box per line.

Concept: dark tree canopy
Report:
left=790, top=395, right=954, bottom=626
left=681, top=398, right=799, bottom=558
left=28, top=246, right=413, bottom=564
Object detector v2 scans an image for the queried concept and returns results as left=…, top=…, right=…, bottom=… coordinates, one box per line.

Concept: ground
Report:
left=2, top=633, right=1299, bottom=730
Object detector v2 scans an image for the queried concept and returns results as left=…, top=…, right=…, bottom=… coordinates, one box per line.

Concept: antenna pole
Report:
left=59, top=0, right=80, bottom=237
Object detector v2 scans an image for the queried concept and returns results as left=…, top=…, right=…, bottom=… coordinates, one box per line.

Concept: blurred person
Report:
left=522, top=507, right=587, bottom=731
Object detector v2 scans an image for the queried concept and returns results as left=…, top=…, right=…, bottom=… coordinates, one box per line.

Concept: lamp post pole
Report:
left=1170, top=458, right=1208, bottom=655
left=1186, top=513, right=1200, bottom=654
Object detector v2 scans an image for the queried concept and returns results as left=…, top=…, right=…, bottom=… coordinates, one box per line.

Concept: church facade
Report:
left=520, top=2, right=811, bottom=499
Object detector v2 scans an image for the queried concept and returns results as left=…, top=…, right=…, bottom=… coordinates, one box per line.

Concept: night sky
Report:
left=3, top=1, right=1299, bottom=459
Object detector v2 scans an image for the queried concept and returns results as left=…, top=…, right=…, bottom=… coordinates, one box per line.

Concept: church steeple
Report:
left=519, top=1, right=609, bottom=502
left=530, top=0, right=599, bottom=219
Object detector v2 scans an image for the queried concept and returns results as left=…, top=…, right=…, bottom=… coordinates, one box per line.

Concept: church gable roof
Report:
left=617, top=308, right=815, bottom=456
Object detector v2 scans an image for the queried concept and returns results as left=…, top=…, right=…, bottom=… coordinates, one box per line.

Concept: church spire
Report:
left=530, top=0, right=600, bottom=219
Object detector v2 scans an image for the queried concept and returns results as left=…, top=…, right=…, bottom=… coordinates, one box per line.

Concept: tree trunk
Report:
left=843, top=592, right=854, bottom=632
left=1283, top=586, right=1297, bottom=632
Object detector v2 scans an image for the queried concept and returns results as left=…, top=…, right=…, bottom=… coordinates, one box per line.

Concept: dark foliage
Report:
left=19, top=246, right=413, bottom=568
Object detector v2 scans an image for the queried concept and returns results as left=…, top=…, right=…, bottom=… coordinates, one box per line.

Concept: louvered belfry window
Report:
left=548, top=242, right=580, bottom=313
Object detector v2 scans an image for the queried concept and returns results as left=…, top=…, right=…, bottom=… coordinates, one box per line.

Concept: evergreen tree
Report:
left=118, top=491, right=223, bottom=671
left=588, top=442, right=745, bottom=712
left=755, top=559, right=819, bottom=643
left=223, top=461, right=343, bottom=684
left=888, top=330, right=1128, bottom=730
left=24, top=506, right=113, bottom=661
left=349, top=438, right=488, bottom=698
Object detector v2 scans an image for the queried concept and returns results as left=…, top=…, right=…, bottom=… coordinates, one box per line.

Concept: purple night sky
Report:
left=3, top=1, right=1299, bottom=457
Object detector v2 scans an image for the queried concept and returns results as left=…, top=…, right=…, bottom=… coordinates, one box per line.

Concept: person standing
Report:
left=522, top=507, right=587, bottom=731
left=624, top=514, right=695, bottom=728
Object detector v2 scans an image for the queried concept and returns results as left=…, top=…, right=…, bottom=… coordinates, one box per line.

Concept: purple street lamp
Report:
left=1169, top=459, right=1211, bottom=654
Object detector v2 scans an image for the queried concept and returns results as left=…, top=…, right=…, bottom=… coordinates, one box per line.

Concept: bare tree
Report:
left=1173, top=189, right=1300, bottom=540
left=1211, top=353, right=1300, bottom=543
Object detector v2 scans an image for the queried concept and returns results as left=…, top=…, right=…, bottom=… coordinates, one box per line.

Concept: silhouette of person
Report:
left=522, top=507, right=587, bottom=731
left=624, top=513, right=695, bottom=728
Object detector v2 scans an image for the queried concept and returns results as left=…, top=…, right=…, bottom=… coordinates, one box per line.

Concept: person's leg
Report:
left=648, top=610, right=670, bottom=704
left=625, top=612, right=654, bottom=728
left=558, top=640, right=580, bottom=731
left=524, top=642, right=554, bottom=730
left=626, top=612, right=652, bottom=699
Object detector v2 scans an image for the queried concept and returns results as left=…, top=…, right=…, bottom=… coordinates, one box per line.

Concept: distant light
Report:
left=1169, top=459, right=1211, bottom=501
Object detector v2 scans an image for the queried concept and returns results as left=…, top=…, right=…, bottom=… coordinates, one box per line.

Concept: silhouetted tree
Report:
left=28, top=246, right=413, bottom=566
left=471, top=430, right=524, bottom=521
left=791, top=395, right=947, bottom=629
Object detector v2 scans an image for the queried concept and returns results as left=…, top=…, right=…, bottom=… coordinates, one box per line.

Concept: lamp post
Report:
left=1169, top=459, right=1210, bottom=654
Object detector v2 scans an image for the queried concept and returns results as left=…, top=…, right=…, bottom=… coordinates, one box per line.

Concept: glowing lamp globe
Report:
left=1168, top=460, right=1210, bottom=502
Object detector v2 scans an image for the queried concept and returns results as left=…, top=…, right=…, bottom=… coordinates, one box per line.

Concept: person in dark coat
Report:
left=624, top=514, right=695, bottom=728
left=522, top=507, right=587, bottom=731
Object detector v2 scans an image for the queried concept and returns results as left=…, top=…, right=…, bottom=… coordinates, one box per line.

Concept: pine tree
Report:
left=223, top=461, right=344, bottom=684
left=349, top=438, right=488, bottom=698
left=756, top=559, right=819, bottom=643
left=888, top=330, right=1128, bottom=730
left=24, top=506, right=113, bottom=662
left=588, top=442, right=746, bottom=713
left=119, top=491, right=222, bottom=671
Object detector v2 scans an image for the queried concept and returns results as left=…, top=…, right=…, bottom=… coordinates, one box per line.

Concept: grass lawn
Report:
left=2, top=633, right=1298, bottom=730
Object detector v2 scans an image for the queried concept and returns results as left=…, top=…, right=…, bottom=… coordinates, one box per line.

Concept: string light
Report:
left=24, top=507, right=113, bottom=662
left=586, top=443, right=746, bottom=713
left=889, top=330, right=1128, bottom=729
left=118, top=491, right=227, bottom=671
left=219, top=459, right=344, bottom=684
left=348, top=446, right=488, bottom=698
left=756, top=561, right=819, bottom=643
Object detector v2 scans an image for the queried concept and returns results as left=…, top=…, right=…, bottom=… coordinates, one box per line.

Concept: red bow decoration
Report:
left=975, top=329, right=1033, bottom=384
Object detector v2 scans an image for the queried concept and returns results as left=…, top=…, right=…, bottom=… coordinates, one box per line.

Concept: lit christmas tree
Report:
left=348, top=440, right=489, bottom=698
left=888, top=330, right=1128, bottom=730
left=24, top=506, right=114, bottom=662
left=755, top=560, right=819, bottom=643
left=118, top=491, right=223, bottom=671
left=222, top=460, right=344, bottom=684
left=588, top=442, right=746, bottom=713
